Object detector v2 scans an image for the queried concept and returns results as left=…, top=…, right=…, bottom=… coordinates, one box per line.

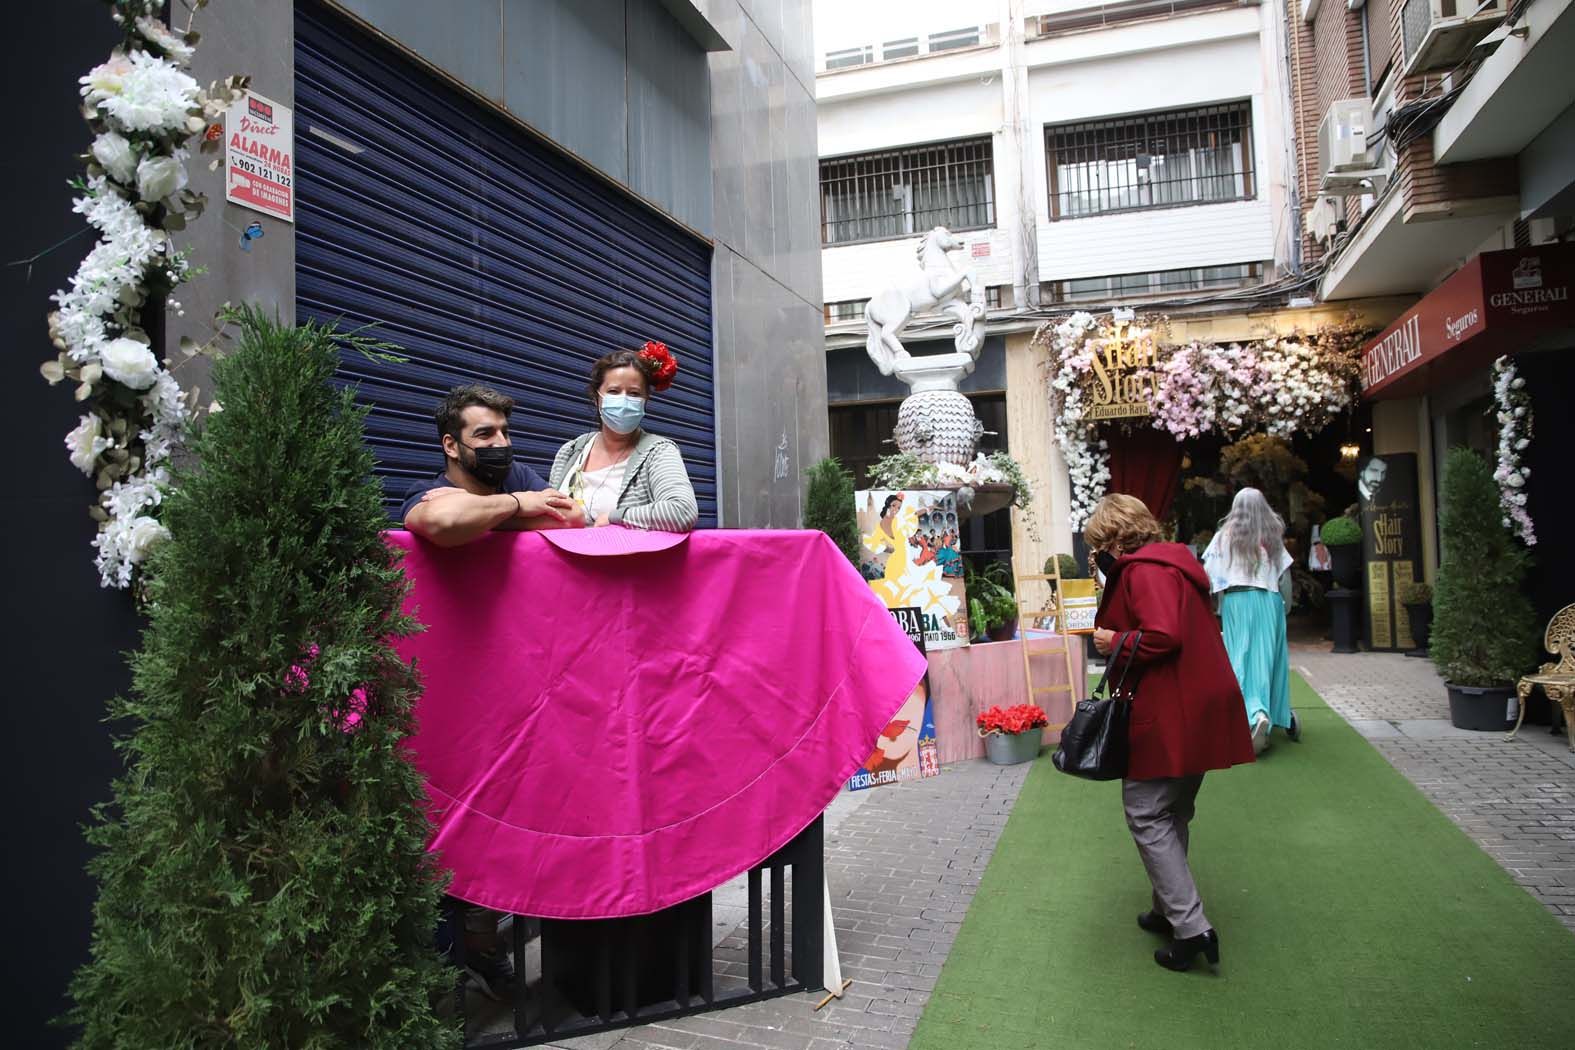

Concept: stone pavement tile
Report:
left=542, top=759, right=1033, bottom=1050
left=1296, top=647, right=1575, bottom=935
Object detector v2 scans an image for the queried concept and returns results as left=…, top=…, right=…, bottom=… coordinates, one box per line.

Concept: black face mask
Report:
left=1095, top=550, right=1118, bottom=577
left=460, top=442, right=513, bottom=489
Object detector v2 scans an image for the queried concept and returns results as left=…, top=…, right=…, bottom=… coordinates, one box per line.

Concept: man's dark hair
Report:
left=435, top=385, right=514, bottom=440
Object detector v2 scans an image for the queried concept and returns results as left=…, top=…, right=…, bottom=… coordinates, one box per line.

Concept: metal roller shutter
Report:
left=293, top=1, right=717, bottom=524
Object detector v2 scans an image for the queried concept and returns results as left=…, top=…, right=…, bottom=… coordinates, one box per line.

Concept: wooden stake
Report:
left=814, top=978, right=854, bottom=1010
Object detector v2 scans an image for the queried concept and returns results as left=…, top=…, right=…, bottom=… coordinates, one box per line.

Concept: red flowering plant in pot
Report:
left=976, top=704, right=1049, bottom=766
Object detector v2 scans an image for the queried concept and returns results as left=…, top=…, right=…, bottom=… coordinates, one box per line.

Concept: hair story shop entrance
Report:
left=1044, top=311, right=1376, bottom=647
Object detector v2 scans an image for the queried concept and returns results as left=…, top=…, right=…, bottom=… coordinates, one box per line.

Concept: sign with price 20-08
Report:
left=224, top=91, right=294, bottom=223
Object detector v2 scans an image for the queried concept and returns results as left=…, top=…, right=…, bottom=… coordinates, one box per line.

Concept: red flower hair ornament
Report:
left=639, top=340, right=679, bottom=392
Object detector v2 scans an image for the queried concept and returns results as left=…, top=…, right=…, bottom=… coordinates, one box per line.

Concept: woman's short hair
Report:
left=1083, top=493, right=1162, bottom=554
left=585, top=350, right=653, bottom=406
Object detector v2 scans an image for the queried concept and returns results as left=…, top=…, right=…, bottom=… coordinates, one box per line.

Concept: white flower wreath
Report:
left=41, top=1, right=246, bottom=589
left=1492, top=355, right=1535, bottom=546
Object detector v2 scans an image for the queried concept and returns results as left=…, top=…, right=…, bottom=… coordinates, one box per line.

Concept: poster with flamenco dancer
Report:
left=849, top=607, right=941, bottom=791
left=856, top=490, right=969, bottom=650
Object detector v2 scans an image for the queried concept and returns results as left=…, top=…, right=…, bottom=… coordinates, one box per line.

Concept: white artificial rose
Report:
left=92, top=131, right=138, bottom=183
left=100, top=337, right=159, bottom=390
left=65, top=414, right=109, bottom=474
left=125, top=515, right=170, bottom=563
left=136, top=153, right=187, bottom=202
left=80, top=55, right=133, bottom=105
left=101, top=51, right=199, bottom=132
left=134, top=16, right=195, bottom=64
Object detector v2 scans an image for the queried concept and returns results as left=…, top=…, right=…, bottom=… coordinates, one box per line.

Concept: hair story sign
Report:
left=1083, top=321, right=1158, bottom=421
left=1360, top=244, right=1574, bottom=400
left=225, top=91, right=294, bottom=223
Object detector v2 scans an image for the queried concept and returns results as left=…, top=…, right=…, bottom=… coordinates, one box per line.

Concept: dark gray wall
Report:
left=705, top=0, right=827, bottom=527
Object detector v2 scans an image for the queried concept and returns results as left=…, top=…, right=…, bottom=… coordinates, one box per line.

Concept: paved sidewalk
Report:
left=550, top=759, right=1033, bottom=1050
left=1295, top=647, right=1575, bottom=933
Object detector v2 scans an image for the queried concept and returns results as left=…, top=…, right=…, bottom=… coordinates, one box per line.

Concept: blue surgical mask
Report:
left=599, top=393, right=646, bottom=435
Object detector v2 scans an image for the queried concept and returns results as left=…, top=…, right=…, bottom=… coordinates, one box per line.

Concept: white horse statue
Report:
left=862, top=227, right=990, bottom=467
left=864, top=226, right=987, bottom=378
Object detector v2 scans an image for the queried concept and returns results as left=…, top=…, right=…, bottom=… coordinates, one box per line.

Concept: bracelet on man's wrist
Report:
left=509, top=493, right=523, bottom=516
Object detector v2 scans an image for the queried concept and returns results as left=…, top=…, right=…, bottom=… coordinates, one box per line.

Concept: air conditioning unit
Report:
left=1401, top=0, right=1506, bottom=75
left=1305, top=195, right=1345, bottom=248
left=1318, top=99, right=1385, bottom=195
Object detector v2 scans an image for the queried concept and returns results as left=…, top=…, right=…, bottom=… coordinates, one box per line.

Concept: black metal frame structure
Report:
left=1045, top=101, right=1255, bottom=220
left=820, top=137, right=997, bottom=246
left=455, top=817, right=825, bottom=1048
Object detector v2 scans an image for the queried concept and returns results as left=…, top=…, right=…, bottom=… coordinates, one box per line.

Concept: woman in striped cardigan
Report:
left=548, top=343, right=698, bottom=533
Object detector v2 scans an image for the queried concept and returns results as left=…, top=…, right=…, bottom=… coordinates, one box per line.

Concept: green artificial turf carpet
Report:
left=911, top=674, right=1575, bottom=1050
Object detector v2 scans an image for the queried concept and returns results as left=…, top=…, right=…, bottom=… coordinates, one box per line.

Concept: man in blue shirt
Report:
left=401, top=385, right=583, bottom=545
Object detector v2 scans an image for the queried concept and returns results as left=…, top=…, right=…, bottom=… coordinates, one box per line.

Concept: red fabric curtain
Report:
left=1104, top=425, right=1184, bottom=523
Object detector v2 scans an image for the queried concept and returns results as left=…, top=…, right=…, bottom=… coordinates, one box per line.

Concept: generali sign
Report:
left=1361, top=244, right=1574, bottom=398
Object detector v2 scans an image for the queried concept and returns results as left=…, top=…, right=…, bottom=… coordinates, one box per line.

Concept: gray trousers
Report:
left=1122, top=775, right=1210, bottom=939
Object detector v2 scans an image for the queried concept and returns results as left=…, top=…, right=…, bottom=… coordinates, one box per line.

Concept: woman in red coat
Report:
left=1085, top=494, right=1256, bottom=972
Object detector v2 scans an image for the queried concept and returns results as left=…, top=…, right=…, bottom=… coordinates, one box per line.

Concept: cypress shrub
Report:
left=67, top=309, right=455, bottom=1048
left=804, top=457, right=860, bottom=565
left=1430, top=447, right=1538, bottom=688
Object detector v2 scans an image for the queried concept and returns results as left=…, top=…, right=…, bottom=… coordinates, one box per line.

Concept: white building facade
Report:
left=815, top=0, right=1306, bottom=561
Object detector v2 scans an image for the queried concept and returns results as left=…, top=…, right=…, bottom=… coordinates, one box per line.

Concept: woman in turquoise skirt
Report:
left=1202, top=488, right=1298, bottom=754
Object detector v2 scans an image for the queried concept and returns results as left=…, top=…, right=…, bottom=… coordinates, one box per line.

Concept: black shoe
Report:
left=1154, top=929, right=1220, bottom=972
left=1137, top=910, right=1173, bottom=937
left=1288, top=712, right=1302, bottom=742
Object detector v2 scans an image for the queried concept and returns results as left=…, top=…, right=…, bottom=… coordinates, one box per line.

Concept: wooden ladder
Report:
left=1013, top=560, right=1080, bottom=731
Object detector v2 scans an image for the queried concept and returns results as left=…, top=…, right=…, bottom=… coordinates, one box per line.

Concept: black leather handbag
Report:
left=1052, top=630, right=1143, bottom=781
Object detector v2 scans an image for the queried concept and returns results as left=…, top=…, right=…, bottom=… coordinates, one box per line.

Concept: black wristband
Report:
left=509, top=492, right=523, bottom=516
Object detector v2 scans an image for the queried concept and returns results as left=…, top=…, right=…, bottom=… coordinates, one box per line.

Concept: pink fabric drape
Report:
left=385, top=528, right=926, bottom=919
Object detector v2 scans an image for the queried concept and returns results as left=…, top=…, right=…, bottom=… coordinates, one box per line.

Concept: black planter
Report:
left=1328, top=544, right=1362, bottom=591
left=1446, top=683, right=1517, bottom=731
left=1328, top=588, right=1362, bottom=653
left=1404, top=601, right=1433, bottom=657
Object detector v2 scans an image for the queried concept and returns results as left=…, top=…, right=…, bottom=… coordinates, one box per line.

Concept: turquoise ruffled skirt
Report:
left=1220, top=588, right=1292, bottom=729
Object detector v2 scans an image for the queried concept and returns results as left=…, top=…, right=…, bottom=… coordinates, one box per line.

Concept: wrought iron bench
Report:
left=1508, top=604, right=1575, bottom=751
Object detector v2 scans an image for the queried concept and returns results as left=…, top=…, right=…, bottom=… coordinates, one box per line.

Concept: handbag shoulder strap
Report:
left=1109, top=629, right=1144, bottom=696
left=1091, top=631, right=1135, bottom=699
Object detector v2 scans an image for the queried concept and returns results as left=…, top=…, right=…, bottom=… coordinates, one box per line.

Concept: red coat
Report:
left=1095, top=542, right=1256, bottom=780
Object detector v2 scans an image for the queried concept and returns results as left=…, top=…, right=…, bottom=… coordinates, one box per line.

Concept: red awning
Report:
left=1360, top=244, right=1575, bottom=400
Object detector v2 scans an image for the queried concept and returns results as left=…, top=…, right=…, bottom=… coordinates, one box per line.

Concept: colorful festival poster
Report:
left=849, top=607, right=941, bottom=791
left=855, top=490, right=969, bottom=650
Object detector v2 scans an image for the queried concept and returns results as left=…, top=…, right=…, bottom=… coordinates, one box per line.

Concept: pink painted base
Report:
left=926, top=635, right=1089, bottom=766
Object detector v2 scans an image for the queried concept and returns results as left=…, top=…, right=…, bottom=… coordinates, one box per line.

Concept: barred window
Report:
left=824, top=299, right=869, bottom=323
left=821, top=137, right=996, bottom=246
left=825, top=45, right=872, bottom=70
left=927, top=26, right=981, bottom=52
left=1046, top=102, right=1255, bottom=220
left=1043, top=262, right=1262, bottom=304
left=883, top=37, right=919, bottom=61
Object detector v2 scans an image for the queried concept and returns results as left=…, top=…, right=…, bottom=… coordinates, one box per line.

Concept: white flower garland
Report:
left=1042, top=312, right=1111, bottom=529
left=1038, top=313, right=1360, bottom=531
left=1492, top=355, right=1535, bottom=546
left=41, top=1, right=242, bottom=589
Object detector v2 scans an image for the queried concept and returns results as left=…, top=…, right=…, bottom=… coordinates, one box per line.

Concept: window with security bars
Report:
left=1043, top=262, right=1262, bottom=304
left=1046, top=102, right=1255, bottom=220
left=823, top=299, right=869, bottom=323
left=821, top=138, right=996, bottom=245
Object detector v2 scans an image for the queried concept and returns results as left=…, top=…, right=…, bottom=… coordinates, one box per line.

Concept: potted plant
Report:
left=1320, top=514, right=1363, bottom=590
left=976, top=704, right=1048, bottom=765
left=1398, top=579, right=1433, bottom=657
left=967, top=562, right=1018, bottom=642
left=1430, top=449, right=1539, bottom=731
left=1043, top=553, right=1082, bottom=581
